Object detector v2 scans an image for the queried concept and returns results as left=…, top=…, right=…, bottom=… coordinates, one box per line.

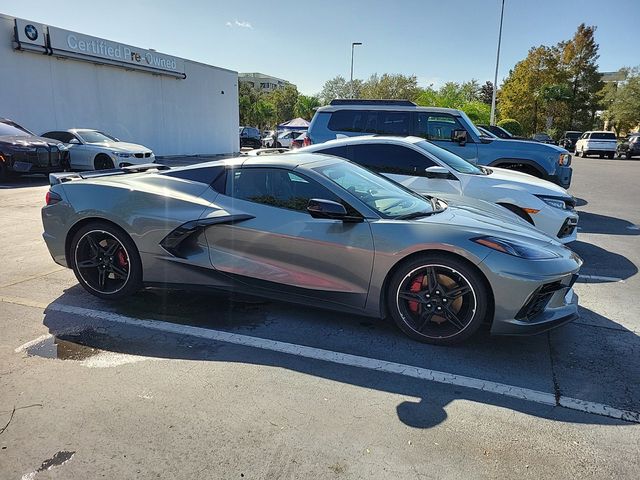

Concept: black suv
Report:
left=616, top=134, right=640, bottom=159
left=0, top=118, right=69, bottom=181
left=557, top=131, right=582, bottom=152
left=239, top=126, right=262, bottom=149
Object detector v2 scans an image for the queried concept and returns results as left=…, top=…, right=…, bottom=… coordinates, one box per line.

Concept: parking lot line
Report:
left=8, top=299, right=634, bottom=424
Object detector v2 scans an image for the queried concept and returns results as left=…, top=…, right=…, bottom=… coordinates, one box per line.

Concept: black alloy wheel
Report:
left=387, top=255, right=488, bottom=345
left=94, top=154, right=114, bottom=170
left=71, top=223, right=142, bottom=299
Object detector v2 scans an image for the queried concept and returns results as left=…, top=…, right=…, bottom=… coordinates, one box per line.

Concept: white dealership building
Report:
left=1, top=13, right=239, bottom=156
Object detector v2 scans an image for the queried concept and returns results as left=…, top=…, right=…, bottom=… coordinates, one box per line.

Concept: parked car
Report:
left=290, top=131, right=308, bottom=149
left=615, top=133, right=640, bottom=159
left=239, top=126, right=262, bottom=149
left=531, top=133, right=555, bottom=144
left=300, top=136, right=579, bottom=243
left=262, top=130, right=303, bottom=148
left=42, top=155, right=581, bottom=345
left=476, top=124, right=527, bottom=140
left=41, top=129, right=154, bottom=170
left=307, top=100, right=573, bottom=188
left=0, top=118, right=69, bottom=181
left=574, top=131, right=617, bottom=158
left=557, top=131, right=582, bottom=152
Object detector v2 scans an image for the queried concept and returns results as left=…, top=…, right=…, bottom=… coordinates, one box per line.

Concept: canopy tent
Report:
left=277, top=117, right=310, bottom=131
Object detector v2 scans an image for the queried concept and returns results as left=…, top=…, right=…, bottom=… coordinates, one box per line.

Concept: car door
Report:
left=203, top=166, right=375, bottom=309
left=316, top=143, right=462, bottom=196
left=415, top=112, right=478, bottom=163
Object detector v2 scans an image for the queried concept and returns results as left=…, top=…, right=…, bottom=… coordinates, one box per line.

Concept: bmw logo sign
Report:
left=24, top=24, right=38, bottom=41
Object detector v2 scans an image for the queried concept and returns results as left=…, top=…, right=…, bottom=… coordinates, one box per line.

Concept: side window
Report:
left=377, top=112, right=411, bottom=135
left=315, top=146, right=355, bottom=161
left=327, top=110, right=378, bottom=133
left=416, top=113, right=466, bottom=142
left=225, top=167, right=349, bottom=213
left=351, top=144, right=435, bottom=175
left=42, top=131, right=69, bottom=142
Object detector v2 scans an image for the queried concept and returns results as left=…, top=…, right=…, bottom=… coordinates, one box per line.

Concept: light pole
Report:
left=490, top=0, right=505, bottom=125
left=350, top=42, right=362, bottom=98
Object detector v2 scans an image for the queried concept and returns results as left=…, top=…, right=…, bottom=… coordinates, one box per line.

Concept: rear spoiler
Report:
left=49, top=163, right=170, bottom=186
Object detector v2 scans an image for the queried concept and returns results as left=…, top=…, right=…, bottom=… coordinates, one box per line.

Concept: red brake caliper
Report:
left=408, top=274, right=424, bottom=313
left=116, top=249, right=128, bottom=269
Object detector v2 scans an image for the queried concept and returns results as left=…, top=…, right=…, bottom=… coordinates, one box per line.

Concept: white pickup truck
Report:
left=575, top=131, right=617, bottom=159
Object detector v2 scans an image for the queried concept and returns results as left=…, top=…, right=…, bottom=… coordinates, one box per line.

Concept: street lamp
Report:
left=350, top=42, right=363, bottom=98
left=490, top=0, right=505, bottom=125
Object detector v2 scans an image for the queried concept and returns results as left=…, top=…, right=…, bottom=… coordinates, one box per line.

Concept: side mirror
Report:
left=451, top=129, right=468, bottom=146
left=68, top=138, right=80, bottom=144
left=307, top=198, right=362, bottom=222
left=424, top=166, right=453, bottom=179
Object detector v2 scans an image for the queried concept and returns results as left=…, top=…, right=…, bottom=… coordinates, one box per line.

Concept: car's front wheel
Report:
left=387, top=254, right=488, bottom=345
left=70, top=222, right=142, bottom=299
left=94, top=154, right=114, bottom=170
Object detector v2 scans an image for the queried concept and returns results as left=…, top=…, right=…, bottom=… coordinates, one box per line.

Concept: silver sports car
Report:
left=42, top=154, right=582, bottom=345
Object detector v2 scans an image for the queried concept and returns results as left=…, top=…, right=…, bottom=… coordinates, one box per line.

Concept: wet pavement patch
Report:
left=25, top=336, right=101, bottom=361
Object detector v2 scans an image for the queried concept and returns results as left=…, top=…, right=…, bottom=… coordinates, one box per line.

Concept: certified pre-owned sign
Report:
left=48, top=27, right=185, bottom=76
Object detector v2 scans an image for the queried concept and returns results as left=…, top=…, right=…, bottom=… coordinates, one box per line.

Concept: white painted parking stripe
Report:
left=37, top=301, right=639, bottom=424
left=14, top=333, right=53, bottom=353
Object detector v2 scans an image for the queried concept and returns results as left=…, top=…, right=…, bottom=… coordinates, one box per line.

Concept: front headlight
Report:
left=539, top=197, right=567, bottom=209
left=113, top=152, right=131, bottom=158
left=472, top=236, right=559, bottom=259
left=559, top=153, right=571, bottom=166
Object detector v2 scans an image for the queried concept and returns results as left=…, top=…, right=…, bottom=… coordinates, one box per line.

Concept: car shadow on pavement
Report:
left=38, top=286, right=640, bottom=429
left=577, top=211, right=640, bottom=235
left=0, top=176, right=49, bottom=189
left=570, top=240, right=638, bottom=283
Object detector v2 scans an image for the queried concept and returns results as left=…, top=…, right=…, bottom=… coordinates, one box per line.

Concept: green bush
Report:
left=497, top=118, right=523, bottom=136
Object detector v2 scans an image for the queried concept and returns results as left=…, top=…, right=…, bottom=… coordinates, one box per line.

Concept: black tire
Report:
left=386, top=254, right=488, bottom=345
left=0, top=161, right=7, bottom=182
left=70, top=221, right=142, bottom=300
left=607, top=152, right=614, bottom=159
left=94, top=154, right=114, bottom=170
left=626, top=152, right=632, bottom=159
left=275, top=141, right=282, bottom=148
left=599, top=153, right=604, bottom=159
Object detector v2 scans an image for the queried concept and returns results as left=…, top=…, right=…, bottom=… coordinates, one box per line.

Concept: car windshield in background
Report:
left=416, top=140, right=484, bottom=175
left=77, top=130, right=117, bottom=143
left=314, top=161, right=435, bottom=219
left=591, top=132, right=616, bottom=140
left=567, top=132, right=581, bottom=139
left=0, top=122, right=33, bottom=137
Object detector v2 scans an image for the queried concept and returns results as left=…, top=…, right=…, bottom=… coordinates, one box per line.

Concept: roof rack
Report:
left=329, top=99, right=417, bottom=106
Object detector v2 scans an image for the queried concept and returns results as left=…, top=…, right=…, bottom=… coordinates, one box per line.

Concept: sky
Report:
left=4, top=0, right=639, bottom=95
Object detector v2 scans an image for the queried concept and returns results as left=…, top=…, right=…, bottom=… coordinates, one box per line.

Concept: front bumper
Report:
left=547, top=165, right=572, bottom=189
left=479, top=248, right=582, bottom=336
left=111, top=153, right=155, bottom=167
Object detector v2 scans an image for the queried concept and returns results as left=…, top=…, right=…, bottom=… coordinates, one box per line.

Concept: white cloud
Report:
left=225, top=21, right=232, bottom=27
left=234, top=20, right=253, bottom=29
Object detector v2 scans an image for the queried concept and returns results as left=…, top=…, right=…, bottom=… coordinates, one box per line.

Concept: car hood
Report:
left=86, top=141, right=151, bottom=152
left=487, top=137, right=566, bottom=153
left=416, top=197, right=556, bottom=245
left=480, top=166, right=570, bottom=195
left=0, top=135, right=65, bottom=148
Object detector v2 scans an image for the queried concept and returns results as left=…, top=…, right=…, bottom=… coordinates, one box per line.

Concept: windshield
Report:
left=0, top=121, right=33, bottom=137
left=566, top=132, right=581, bottom=139
left=458, top=111, right=483, bottom=138
left=77, top=130, right=118, bottom=143
left=591, top=132, right=616, bottom=140
left=313, top=161, right=436, bottom=219
left=416, top=140, right=484, bottom=175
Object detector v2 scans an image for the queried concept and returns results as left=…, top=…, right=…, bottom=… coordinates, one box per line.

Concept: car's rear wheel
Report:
left=626, top=152, right=632, bottom=159
left=94, top=154, right=114, bottom=170
left=70, top=222, right=142, bottom=299
left=607, top=152, right=614, bottom=159
left=387, top=255, right=488, bottom=345
left=0, top=161, right=8, bottom=182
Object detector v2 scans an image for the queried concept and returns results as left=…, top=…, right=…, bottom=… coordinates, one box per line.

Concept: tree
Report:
left=560, top=24, right=603, bottom=131
left=479, top=81, right=494, bottom=105
left=266, top=84, right=299, bottom=124
left=294, top=94, right=321, bottom=120
left=415, top=82, right=489, bottom=124
left=360, top=73, right=421, bottom=101
left=497, top=119, right=523, bottom=136
left=603, top=67, right=640, bottom=134
left=319, top=75, right=362, bottom=104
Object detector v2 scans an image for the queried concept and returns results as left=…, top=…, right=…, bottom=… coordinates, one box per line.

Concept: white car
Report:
left=41, top=129, right=155, bottom=170
left=574, top=131, right=617, bottom=159
left=262, top=130, right=303, bottom=148
left=301, top=136, right=579, bottom=243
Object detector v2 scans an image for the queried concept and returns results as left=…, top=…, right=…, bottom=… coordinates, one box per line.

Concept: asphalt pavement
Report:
left=1, top=156, right=639, bottom=479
